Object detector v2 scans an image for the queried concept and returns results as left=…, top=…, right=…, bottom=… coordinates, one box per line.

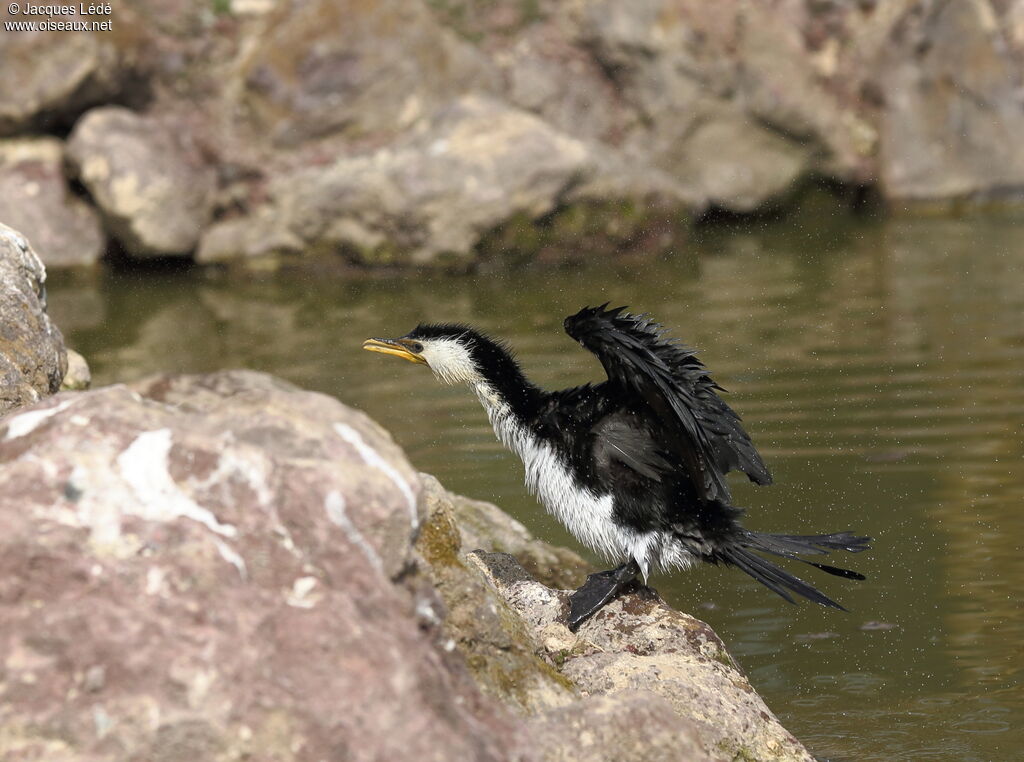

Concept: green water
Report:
left=48, top=216, right=1024, bottom=761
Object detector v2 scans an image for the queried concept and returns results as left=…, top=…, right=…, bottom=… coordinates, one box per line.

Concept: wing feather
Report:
left=592, top=415, right=673, bottom=482
left=564, top=304, right=772, bottom=503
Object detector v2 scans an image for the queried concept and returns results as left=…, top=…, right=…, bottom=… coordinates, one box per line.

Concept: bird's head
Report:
left=363, top=323, right=494, bottom=386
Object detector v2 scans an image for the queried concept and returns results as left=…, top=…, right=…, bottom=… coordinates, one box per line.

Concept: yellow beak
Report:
left=362, top=338, right=428, bottom=365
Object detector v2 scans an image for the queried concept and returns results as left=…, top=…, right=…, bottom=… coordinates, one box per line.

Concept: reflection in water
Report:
left=48, top=217, right=1024, bottom=762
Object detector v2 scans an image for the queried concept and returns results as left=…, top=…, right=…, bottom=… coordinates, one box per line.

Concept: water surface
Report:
left=49, top=216, right=1024, bottom=761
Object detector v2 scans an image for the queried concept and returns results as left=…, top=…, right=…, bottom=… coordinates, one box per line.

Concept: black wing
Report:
left=592, top=412, right=674, bottom=483
left=564, top=304, right=771, bottom=503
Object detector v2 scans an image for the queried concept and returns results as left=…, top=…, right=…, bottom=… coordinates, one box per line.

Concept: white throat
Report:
left=420, top=337, right=481, bottom=386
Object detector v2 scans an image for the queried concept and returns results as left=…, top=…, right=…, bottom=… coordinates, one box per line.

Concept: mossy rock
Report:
left=414, top=478, right=578, bottom=715
left=476, top=198, right=692, bottom=268
left=426, top=0, right=545, bottom=43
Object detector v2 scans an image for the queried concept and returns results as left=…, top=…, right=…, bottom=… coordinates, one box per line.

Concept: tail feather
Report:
left=746, top=530, right=871, bottom=556
left=720, top=530, right=871, bottom=609
left=797, top=560, right=865, bottom=580
left=724, top=546, right=847, bottom=609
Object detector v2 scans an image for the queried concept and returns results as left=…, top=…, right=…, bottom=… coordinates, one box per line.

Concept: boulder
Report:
left=60, top=348, right=92, bottom=391
left=496, top=21, right=639, bottom=147
left=469, top=552, right=816, bottom=762
left=0, top=369, right=818, bottom=761
left=414, top=474, right=583, bottom=716
left=235, top=0, right=498, bottom=146
left=415, top=476, right=813, bottom=761
left=528, top=692, right=709, bottom=762
left=0, top=222, right=66, bottom=416
left=198, top=95, right=697, bottom=266
left=199, top=96, right=593, bottom=266
left=0, top=138, right=105, bottom=267
left=414, top=475, right=719, bottom=760
left=67, top=107, right=214, bottom=258
left=874, top=0, right=1024, bottom=203
left=572, top=0, right=840, bottom=212
left=650, top=110, right=812, bottom=214
left=0, top=370, right=527, bottom=761
left=1012, top=0, right=1024, bottom=54
left=9, top=0, right=1024, bottom=270
left=420, top=473, right=590, bottom=591
left=0, top=24, right=133, bottom=136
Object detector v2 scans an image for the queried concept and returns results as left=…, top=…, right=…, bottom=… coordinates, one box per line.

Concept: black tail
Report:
left=720, top=530, right=871, bottom=610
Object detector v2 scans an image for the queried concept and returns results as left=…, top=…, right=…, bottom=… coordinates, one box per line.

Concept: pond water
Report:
left=48, top=215, right=1023, bottom=761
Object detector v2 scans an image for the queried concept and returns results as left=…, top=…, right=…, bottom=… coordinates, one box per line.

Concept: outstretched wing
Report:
left=564, top=304, right=771, bottom=503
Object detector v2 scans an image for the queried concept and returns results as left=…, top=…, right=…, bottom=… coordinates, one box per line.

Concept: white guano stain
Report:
left=93, top=706, right=112, bottom=740
left=189, top=438, right=273, bottom=511
left=117, top=429, right=238, bottom=537
left=324, top=489, right=383, bottom=573
left=286, top=576, right=321, bottom=609
left=333, top=423, right=418, bottom=529
left=145, top=566, right=167, bottom=596
left=213, top=537, right=248, bottom=580
left=116, top=429, right=247, bottom=575
left=3, top=398, right=76, bottom=440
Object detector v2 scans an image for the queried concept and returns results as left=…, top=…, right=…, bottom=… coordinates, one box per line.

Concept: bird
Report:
left=363, top=304, right=870, bottom=631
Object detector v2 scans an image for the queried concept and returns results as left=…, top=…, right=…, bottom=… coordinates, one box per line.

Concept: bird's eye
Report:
left=410, top=342, right=424, bottom=353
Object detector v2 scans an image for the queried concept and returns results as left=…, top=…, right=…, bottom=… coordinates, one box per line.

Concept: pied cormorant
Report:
left=364, top=304, right=870, bottom=631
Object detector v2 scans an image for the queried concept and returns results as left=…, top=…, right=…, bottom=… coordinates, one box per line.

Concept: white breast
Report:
left=475, top=384, right=630, bottom=566
left=471, top=383, right=696, bottom=581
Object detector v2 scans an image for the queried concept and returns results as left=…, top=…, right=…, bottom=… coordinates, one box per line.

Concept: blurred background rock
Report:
left=3, top=0, right=1024, bottom=270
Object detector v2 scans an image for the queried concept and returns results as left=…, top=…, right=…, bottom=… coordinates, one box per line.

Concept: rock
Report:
left=1011, top=0, right=1024, bottom=51
left=874, top=0, right=1024, bottom=203
left=8, top=0, right=1024, bottom=270
left=529, top=692, right=708, bottom=762
left=197, top=94, right=697, bottom=267
left=725, top=1, right=877, bottom=183
left=0, top=23, right=135, bottom=136
left=428, top=0, right=549, bottom=42
left=199, top=96, right=602, bottom=266
left=456, top=1, right=860, bottom=214
left=0, top=370, right=527, bottom=761
left=654, top=111, right=812, bottom=213
left=496, top=21, right=639, bottom=147
left=60, top=348, right=91, bottom=391
left=415, top=473, right=582, bottom=715
left=194, top=211, right=304, bottom=265
left=573, top=0, right=829, bottom=213
left=66, top=107, right=214, bottom=258
left=414, top=477, right=716, bottom=760
left=410, top=477, right=813, bottom=760
left=0, top=137, right=105, bottom=267
left=125, top=370, right=423, bottom=580
left=0, top=368, right=817, bottom=760
left=235, top=0, right=499, bottom=146
left=468, top=551, right=815, bottom=762
left=0, top=222, right=66, bottom=416
left=420, top=472, right=591, bottom=590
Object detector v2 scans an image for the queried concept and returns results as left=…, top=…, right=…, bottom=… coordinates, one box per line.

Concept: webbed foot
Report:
left=566, top=559, right=641, bottom=632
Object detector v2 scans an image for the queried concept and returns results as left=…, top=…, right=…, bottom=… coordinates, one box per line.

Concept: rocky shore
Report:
left=3, top=0, right=1024, bottom=270
left=0, top=375, right=814, bottom=761
left=0, top=224, right=818, bottom=760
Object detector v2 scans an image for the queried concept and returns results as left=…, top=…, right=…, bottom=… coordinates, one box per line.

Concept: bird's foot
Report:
left=566, top=560, right=640, bottom=632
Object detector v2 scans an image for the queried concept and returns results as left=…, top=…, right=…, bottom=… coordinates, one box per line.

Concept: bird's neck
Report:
left=469, top=364, right=543, bottom=436
left=473, top=380, right=538, bottom=460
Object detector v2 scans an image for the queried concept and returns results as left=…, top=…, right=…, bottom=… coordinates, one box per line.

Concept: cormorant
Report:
left=364, top=305, right=870, bottom=631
